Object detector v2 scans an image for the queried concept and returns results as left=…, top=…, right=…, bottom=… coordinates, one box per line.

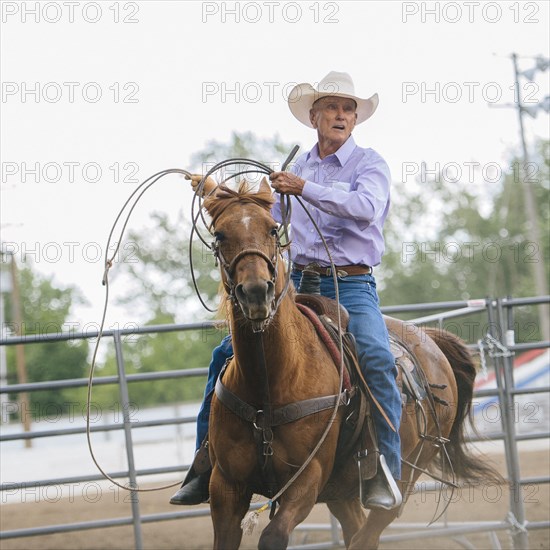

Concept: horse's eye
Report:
left=214, top=231, right=224, bottom=241
left=270, top=227, right=279, bottom=237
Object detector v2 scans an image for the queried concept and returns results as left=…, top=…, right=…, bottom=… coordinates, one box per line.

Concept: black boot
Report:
left=359, top=454, right=402, bottom=511
left=170, top=437, right=211, bottom=505
left=169, top=469, right=211, bottom=505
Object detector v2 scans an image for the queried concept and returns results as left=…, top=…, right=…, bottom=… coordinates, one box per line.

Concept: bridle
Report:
left=212, top=226, right=291, bottom=333
left=214, top=244, right=278, bottom=292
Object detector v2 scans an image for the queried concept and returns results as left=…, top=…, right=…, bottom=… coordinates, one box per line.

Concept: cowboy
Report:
left=171, top=71, right=402, bottom=510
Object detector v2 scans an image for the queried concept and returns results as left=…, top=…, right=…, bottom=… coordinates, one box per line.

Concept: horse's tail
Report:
left=424, top=327, right=502, bottom=483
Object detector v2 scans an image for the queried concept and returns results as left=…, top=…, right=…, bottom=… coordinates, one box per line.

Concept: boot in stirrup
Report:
left=358, top=452, right=402, bottom=511
left=169, top=470, right=210, bottom=505
left=170, top=439, right=211, bottom=505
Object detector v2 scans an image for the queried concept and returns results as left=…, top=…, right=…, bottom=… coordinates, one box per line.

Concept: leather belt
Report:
left=293, top=263, right=372, bottom=277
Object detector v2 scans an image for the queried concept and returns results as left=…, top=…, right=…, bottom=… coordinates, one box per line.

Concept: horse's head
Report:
left=204, top=178, right=284, bottom=329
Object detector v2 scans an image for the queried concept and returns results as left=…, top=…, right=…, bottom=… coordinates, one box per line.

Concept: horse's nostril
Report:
left=235, top=284, right=246, bottom=302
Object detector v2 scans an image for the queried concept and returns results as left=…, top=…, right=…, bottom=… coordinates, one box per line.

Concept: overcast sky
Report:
left=1, top=0, right=549, bottom=330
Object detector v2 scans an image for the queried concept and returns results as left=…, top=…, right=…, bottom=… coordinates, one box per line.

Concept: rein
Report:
left=187, top=151, right=354, bottom=526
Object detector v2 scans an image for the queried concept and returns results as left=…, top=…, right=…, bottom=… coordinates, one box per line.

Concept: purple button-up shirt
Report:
left=273, top=135, right=391, bottom=268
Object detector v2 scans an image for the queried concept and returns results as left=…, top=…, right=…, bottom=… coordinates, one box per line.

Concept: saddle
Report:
left=295, top=292, right=429, bottom=405
left=294, top=293, right=430, bottom=483
left=294, top=293, right=350, bottom=329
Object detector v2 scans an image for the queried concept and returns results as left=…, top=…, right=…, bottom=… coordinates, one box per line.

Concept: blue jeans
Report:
left=195, top=335, right=233, bottom=449
left=195, top=272, right=402, bottom=479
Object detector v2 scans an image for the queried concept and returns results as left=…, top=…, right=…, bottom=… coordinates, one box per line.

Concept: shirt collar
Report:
left=307, top=135, right=356, bottom=166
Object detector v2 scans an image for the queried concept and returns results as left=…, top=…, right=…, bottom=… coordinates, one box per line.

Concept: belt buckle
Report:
left=337, top=269, right=349, bottom=278
left=324, top=267, right=331, bottom=277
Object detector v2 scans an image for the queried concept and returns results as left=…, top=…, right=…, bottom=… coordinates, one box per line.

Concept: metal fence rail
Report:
left=1, top=296, right=549, bottom=549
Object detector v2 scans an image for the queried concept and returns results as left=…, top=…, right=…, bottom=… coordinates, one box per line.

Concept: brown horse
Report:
left=202, top=178, right=498, bottom=550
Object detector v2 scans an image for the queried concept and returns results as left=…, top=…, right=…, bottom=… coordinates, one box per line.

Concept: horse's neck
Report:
left=230, top=294, right=305, bottom=386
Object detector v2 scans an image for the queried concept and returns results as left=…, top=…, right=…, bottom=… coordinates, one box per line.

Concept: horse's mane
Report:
left=204, top=180, right=276, bottom=225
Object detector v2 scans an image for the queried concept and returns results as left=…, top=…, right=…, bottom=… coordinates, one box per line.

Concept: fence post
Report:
left=113, top=330, right=143, bottom=549
left=487, top=299, right=528, bottom=549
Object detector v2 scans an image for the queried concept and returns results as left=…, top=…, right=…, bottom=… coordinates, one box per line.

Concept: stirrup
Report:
left=359, top=454, right=402, bottom=511
left=169, top=437, right=211, bottom=505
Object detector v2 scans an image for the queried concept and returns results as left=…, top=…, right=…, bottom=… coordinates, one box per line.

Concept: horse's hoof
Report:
left=169, top=473, right=210, bottom=505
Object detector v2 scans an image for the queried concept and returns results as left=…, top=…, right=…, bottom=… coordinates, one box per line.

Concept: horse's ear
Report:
left=259, top=177, right=271, bottom=195
left=203, top=185, right=226, bottom=215
left=213, top=185, right=234, bottom=200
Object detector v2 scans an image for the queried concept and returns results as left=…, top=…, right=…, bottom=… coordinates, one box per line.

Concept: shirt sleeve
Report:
left=271, top=157, right=305, bottom=223
left=301, top=152, right=391, bottom=224
left=271, top=196, right=282, bottom=223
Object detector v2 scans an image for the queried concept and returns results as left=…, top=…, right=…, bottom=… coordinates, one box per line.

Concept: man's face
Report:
left=309, top=96, right=358, bottom=146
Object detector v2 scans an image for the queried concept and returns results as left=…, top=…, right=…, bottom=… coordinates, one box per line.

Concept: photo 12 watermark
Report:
left=401, top=2, right=540, bottom=24
left=1, top=161, right=141, bottom=184
left=401, top=160, right=541, bottom=184
left=1, top=320, right=141, bottom=343
left=398, top=318, right=542, bottom=343
left=202, top=80, right=299, bottom=104
left=1, top=82, right=140, bottom=104
left=201, top=1, right=340, bottom=24
left=201, top=78, right=345, bottom=104
left=1, top=1, right=140, bottom=24
left=401, top=240, right=541, bottom=265
left=1, top=481, right=141, bottom=504
left=401, top=81, right=542, bottom=104
left=0, top=400, right=140, bottom=424
left=0, top=240, right=140, bottom=265
left=406, top=480, right=539, bottom=505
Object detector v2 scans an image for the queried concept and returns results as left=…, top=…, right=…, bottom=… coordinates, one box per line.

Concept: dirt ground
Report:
left=1, top=448, right=548, bottom=550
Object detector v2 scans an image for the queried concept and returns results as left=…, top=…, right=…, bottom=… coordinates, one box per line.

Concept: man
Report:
left=170, top=71, right=402, bottom=510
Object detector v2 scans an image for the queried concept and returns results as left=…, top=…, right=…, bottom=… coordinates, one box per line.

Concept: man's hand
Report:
left=186, top=174, right=217, bottom=197
left=269, top=171, right=305, bottom=196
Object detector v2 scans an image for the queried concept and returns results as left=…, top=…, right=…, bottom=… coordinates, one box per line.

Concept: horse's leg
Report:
left=348, top=506, right=400, bottom=550
left=347, top=478, right=411, bottom=550
left=210, top=466, right=252, bottom=550
left=348, top=464, right=428, bottom=550
left=326, top=499, right=367, bottom=548
left=257, top=495, right=316, bottom=550
left=257, top=465, right=324, bottom=550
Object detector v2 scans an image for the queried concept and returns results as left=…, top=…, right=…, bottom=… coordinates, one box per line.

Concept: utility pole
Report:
left=0, top=276, right=9, bottom=422
left=510, top=53, right=550, bottom=341
left=8, top=253, right=32, bottom=447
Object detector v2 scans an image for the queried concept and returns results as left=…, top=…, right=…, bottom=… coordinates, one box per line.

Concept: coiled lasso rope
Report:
left=88, top=151, right=348, bottom=506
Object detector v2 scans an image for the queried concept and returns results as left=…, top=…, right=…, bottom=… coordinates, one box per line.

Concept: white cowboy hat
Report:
left=287, top=71, right=379, bottom=128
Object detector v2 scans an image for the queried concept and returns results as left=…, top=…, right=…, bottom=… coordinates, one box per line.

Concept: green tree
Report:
left=3, top=263, right=89, bottom=418
left=190, top=131, right=294, bottom=169
left=87, top=310, right=225, bottom=408
left=379, top=140, right=549, bottom=342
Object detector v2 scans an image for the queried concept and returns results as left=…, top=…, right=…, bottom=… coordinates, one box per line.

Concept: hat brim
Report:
left=288, top=83, right=379, bottom=128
